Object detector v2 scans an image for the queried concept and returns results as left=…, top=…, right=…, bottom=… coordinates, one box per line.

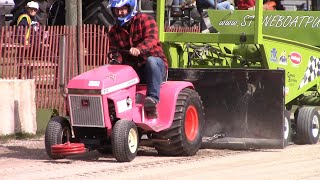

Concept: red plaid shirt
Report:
left=108, top=13, right=168, bottom=68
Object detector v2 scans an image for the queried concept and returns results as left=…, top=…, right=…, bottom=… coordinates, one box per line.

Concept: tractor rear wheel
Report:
left=44, top=116, right=71, bottom=159
left=154, top=88, right=205, bottom=156
left=112, top=120, right=139, bottom=162
left=284, top=110, right=292, bottom=147
left=294, top=107, right=320, bottom=144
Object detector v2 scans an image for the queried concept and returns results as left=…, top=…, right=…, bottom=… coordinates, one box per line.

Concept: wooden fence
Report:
left=0, top=24, right=109, bottom=113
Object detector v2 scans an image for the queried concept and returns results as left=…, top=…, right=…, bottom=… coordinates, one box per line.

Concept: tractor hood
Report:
left=67, top=65, right=140, bottom=94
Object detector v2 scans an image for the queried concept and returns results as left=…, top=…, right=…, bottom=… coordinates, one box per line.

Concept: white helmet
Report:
left=26, top=1, right=39, bottom=10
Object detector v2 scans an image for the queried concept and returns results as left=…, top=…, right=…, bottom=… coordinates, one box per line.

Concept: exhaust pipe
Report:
left=59, top=35, right=66, bottom=98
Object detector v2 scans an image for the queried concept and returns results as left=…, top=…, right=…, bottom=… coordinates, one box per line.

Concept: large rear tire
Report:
left=83, top=0, right=115, bottom=27
left=154, top=88, right=205, bottom=156
left=294, top=107, right=320, bottom=144
left=112, top=120, right=139, bottom=162
left=44, top=116, right=71, bottom=159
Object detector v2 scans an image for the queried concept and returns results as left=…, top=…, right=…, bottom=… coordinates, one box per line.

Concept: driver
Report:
left=107, top=0, right=168, bottom=119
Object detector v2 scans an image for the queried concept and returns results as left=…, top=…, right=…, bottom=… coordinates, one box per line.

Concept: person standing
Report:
left=16, top=1, right=40, bottom=45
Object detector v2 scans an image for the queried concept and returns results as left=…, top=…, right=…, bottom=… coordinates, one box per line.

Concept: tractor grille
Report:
left=69, top=95, right=105, bottom=127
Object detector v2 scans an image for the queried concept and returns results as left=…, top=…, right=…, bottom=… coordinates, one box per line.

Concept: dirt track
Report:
left=0, top=137, right=320, bottom=180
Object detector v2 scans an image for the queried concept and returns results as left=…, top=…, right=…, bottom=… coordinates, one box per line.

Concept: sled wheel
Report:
left=284, top=110, right=292, bottom=147
left=45, top=116, right=71, bottom=159
left=294, top=107, right=320, bottom=144
left=112, top=120, right=139, bottom=162
left=154, top=88, right=205, bottom=156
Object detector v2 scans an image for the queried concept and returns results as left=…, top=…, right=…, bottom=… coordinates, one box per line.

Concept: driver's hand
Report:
left=130, top=47, right=140, bottom=57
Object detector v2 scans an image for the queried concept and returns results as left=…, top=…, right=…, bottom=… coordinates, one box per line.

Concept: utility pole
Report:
left=65, top=0, right=77, bottom=25
left=65, top=0, right=83, bottom=75
left=77, top=0, right=84, bottom=74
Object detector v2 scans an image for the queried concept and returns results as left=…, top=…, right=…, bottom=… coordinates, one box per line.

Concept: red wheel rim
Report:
left=185, top=105, right=199, bottom=141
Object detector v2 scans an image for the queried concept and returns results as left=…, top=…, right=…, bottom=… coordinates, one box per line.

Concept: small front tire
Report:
left=44, top=116, right=71, bottom=159
left=112, top=120, right=139, bottom=162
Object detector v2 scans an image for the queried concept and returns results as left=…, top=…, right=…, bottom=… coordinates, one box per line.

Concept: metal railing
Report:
left=0, top=24, right=109, bottom=113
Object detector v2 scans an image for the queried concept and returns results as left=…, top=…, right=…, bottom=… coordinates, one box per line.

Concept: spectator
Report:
left=16, top=1, right=40, bottom=45
left=15, top=1, right=49, bottom=79
left=237, top=0, right=255, bottom=10
left=197, top=0, right=235, bottom=10
left=237, top=0, right=277, bottom=10
left=263, top=1, right=276, bottom=10
left=166, top=0, right=185, bottom=16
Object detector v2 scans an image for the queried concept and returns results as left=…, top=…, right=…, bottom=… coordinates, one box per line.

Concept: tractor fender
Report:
left=157, top=81, right=194, bottom=131
left=104, top=85, right=136, bottom=125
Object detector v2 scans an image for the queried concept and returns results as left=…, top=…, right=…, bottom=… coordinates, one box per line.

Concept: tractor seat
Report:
left=163, top=69, right=168, bottom=82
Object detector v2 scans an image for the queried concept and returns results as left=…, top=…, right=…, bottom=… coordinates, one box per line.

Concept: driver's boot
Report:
left=144, top=96, right=158, bottom=119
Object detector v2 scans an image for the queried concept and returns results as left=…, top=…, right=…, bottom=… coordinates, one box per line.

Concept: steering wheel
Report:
left=107, top=50, right=130, bottom=65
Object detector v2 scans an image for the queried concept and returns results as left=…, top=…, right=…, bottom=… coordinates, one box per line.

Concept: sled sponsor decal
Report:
left=270, top=48, right=278, bottom=62
left=298, top=56, right=319, bottom=89
left=116, top=97, right=133, bottom=113
left=101, top=78, right=139, bottom=95
left=287, top=72, right=297, bottom=86
left=106, top=73, right=116, bottom=81
left=81, top=99, right=90, bottom=107
left=88, top=81, right=100, bottom=87
left=279, top=51, right=288, bottom=65
left=289, top=52, right=302, bottom=65
left=219, top=14, right=320, bottom=29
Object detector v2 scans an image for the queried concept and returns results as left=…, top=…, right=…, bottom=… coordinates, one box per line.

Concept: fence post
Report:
left=59, top=35, right=66, bottom=98
left=77, top=0, right=84, bottom=74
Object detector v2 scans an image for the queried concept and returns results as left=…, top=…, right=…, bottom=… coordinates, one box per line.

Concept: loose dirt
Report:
left=0, top=137, right=319, bottom=180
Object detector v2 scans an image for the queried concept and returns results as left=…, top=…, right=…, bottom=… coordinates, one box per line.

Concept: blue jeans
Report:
left=173, top=0, right=185, bottom=11
left=136, top=56, right=166, bottom=102
left=198, top=0, right=234, bottom=10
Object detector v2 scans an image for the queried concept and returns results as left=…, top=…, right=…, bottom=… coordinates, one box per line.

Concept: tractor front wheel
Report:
left=44, top=116, right=71, bottom=159
left=112, top=120, right=139, bottom=162
left=154, top=88, right=205, bottom=156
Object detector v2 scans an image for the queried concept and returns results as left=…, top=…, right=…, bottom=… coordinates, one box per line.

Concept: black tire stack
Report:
left=83, top=0, right=115, bottom=27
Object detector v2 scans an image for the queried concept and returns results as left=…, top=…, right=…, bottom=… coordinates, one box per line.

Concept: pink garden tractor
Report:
left=44, top=51, right=205, bottom=162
